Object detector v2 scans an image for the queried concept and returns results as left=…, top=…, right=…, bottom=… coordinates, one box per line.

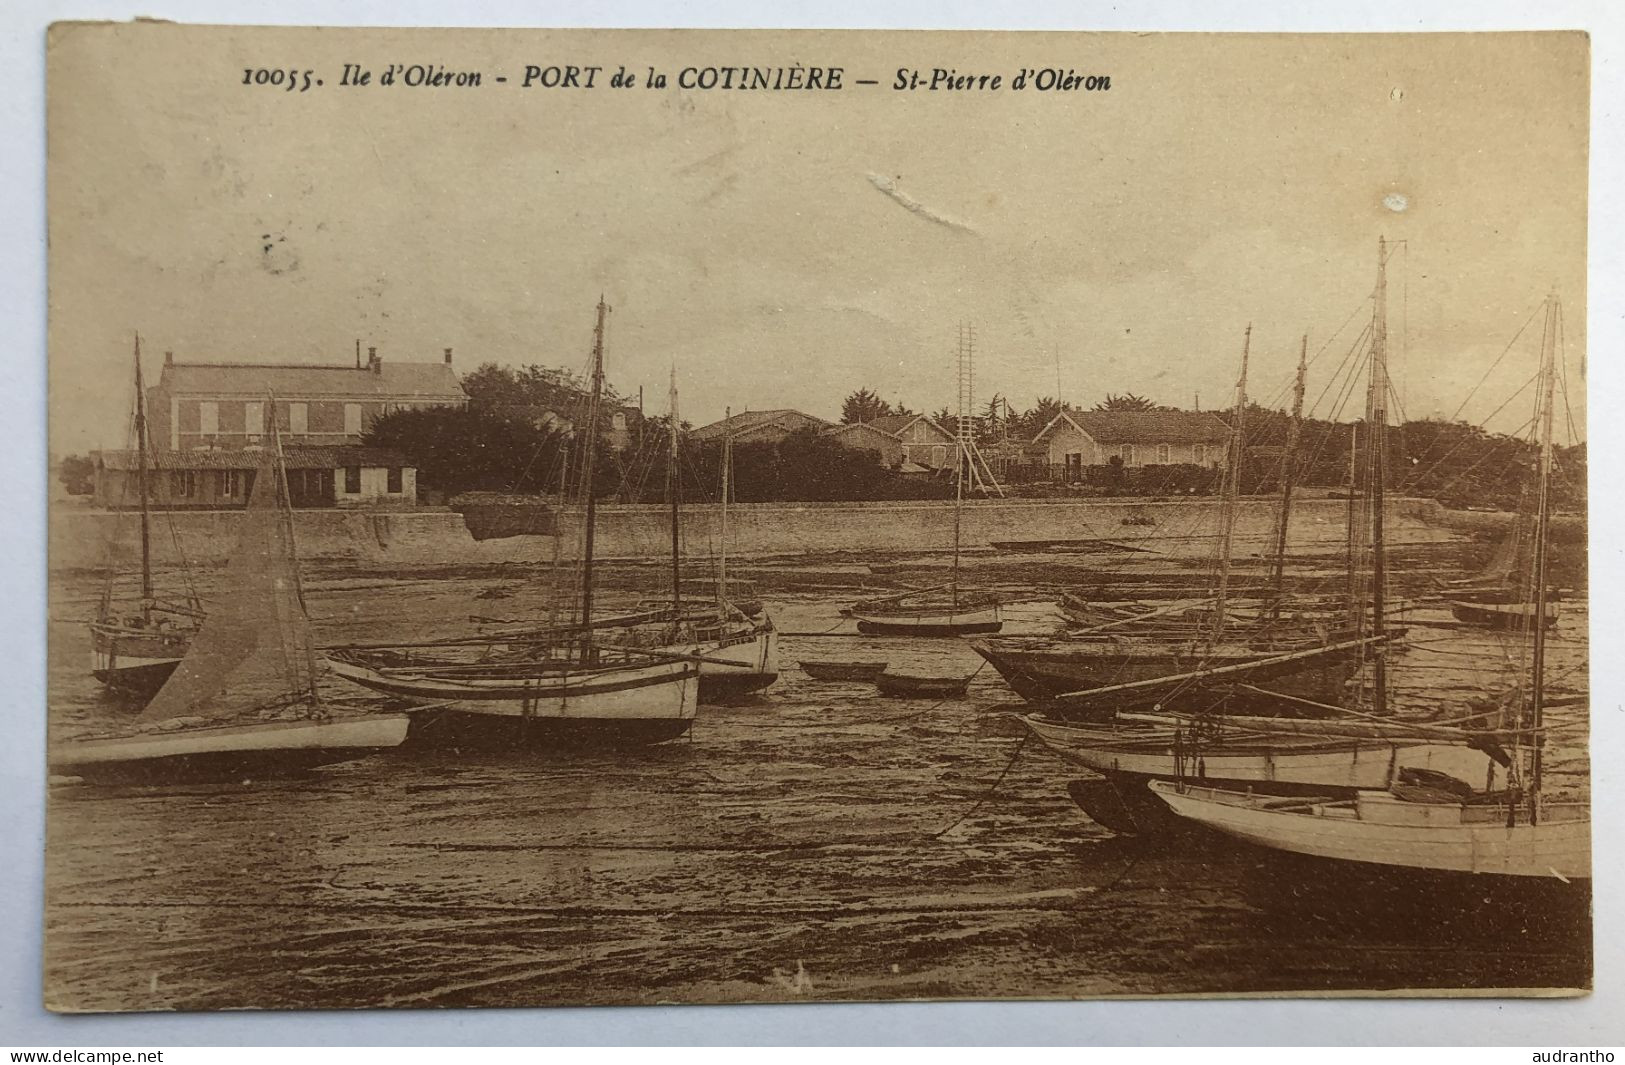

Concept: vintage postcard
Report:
left=44, top=23, right=1590, bottom=1011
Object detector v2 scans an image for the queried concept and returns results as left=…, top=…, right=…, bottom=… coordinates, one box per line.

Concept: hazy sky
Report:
left=48, top=26, right=1588, bottom=454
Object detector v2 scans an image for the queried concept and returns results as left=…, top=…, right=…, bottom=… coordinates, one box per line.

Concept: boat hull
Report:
left=799, top=660, right=889, bottom=682
left=327, top=655, right=701, bottom=749
left=1150, top=781, right=1591, bottom=880
left=1024, top=713, right=1494, bottom=794
left=852, top=603, right=1002, bottom=636
left=973, top=638, right=1361, bottom=711
left=1449, top=600, right=1560, bottom=630
left=50, top=715, right=411, bottom=784
left=89, top=621, right=193, bottom=696
left=696, top=627, right=779, bottom=702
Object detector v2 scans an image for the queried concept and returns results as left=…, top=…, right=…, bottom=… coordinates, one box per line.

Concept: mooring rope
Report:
left=931, top=729, right=1029, bottom=840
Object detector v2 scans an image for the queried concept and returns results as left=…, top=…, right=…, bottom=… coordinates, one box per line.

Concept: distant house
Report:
left=860, top=414, right=957, bottom=470
left=688, top=409, right=830, bottom=444
left=1031, top=410, right=1232, bottom=479
left=92, top=446, right=417, bottom=509
left=146, top=347, right=467, bottom=451
left=822, top=422, right=905, bottom=467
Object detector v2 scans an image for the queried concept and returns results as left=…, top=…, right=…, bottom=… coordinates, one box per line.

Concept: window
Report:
left=1157, top=444, right=1171, bottom=464
left=1193, top=444, right=1207, bottom=465
left=199, top=402, right=219, bottom=435
left=344, top=466, right=361, bottom=494
left=172, top=470, right=196, bottom=498
left=611, top=412, right=627, bottom=431
left=930, top=445, right=947, bottom=466
left=219, top=470, right=241, bottom=498
left=244, top=401, right=263, bottom=440
left=1123, top=444, right=1136, bottom=466
left=289, top=402, right=308, bottom=435
left=344, top=403, right=362, bottom=436
left=387, top=467, right=402, bottom=493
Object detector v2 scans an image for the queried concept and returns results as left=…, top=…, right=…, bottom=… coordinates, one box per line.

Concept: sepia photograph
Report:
left=41, top=21, right=1591, bottom=1016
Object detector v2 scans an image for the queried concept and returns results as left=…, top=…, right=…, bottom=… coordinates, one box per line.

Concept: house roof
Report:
left=1034, top=410, right=1232, bottom=446
left=689, top=409, right=829, bottom=441
left=95, top=446, right=412, bottom=471
left=152, top=360, right=466, bottom=401
left=824, top=422, right=899, bottom=443
left=862, top=413, right=953, bottom=440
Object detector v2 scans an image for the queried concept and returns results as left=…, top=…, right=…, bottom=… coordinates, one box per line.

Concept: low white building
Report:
left=1031, top=410, right=1232, bottom=478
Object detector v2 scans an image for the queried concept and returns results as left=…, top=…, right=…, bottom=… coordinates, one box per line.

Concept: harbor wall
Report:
left=49, top=495, right=1477, bottom=573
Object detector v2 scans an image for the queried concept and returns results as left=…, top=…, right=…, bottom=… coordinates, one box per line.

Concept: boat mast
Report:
left=578, top=297, right=608, bottom=659
left=953, top=322, right=974, bottom=604
left=1367, top=237, right=1390, bottom=715
left=1345, top=421, right=1362, bottom=635
left=1211, top=325, right=1250, bottom=642
left=667, top=365, right=682, bottom=613
left=719, top=405, right=731, bottom=612
left=1269, top=334, right=1308, bottom=614
left=133, top=334, right=153, bottom=611
left=1529, top=292, right=1559, bottom=819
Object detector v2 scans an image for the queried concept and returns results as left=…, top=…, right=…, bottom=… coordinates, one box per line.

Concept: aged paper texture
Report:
left=45, top=23, right=1590, bottom=1011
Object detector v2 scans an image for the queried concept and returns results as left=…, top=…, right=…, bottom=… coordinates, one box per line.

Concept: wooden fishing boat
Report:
left=53, top=399, right=410, bottom=784
left=1147, top=270, right=1589, bottom=883
left=852, top=588, right=1003, bottom=636
left=322, top=301, right=702, bottom=748
left=848, top=325, right=1003, bottom=636
left=1150, top=780, right=1589, bottom=880
left=799, top=659, right=889, bottom=681
left=326, top=648, right=701, bottom=747
left=89, top=336, right=203, bottom=696
left=51, top=714, right=411, bottom=785
left=875, top=671, right=974, bottom=698
left=1026, top=711, right=1495, bottom=834
left=1448, top=599, right=1560, bottom=630
left=969, top=633, right=1375, bottom=713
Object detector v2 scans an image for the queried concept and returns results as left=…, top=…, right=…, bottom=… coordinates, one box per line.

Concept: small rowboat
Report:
left=874, top=671, right=974, bottom=698
left=800, top=659, right=888, bottom=682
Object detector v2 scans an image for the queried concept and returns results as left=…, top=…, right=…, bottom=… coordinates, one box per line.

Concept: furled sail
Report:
left=138, top=435, right=317, bottom=724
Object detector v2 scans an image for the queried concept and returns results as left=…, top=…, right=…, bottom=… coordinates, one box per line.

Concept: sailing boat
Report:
left=1443, top=482, right=1563, bottom=630
left=1020, top=241, right=1502, bottom=833
left=974, top=326, right=1380, bottom=713
left=53, top=396, right=410, bottom=783
left=850, top=323, right=1003, bottom=636
left=89, top=335, right=204, bottom=696
left=1150, top=290, right=1588, bottom=881
left=637, top=384, right=780, bottom=701
left=326, top=299, right=703, bottom=747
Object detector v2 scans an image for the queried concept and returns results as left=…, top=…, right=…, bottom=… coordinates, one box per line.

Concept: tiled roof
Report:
left=1037, top=410, right=1232, bottom=445
left=153, top=360, right=466, bottom=400
left=689, top=409, right=829, bottom=441
left=862, top=413, right=952, bottom=439
left=95, top=446, right=411, bottom=471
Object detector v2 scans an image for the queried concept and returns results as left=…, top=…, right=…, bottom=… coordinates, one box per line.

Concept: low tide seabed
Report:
left=44, top=549, right=1591, bottom=1010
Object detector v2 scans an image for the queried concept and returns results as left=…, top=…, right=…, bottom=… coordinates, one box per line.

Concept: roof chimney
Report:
left=443, top=347, right=453, bottom=365
left=367, top=346, right=381, bottom=374
left=164, top=350, right=173, bottom=365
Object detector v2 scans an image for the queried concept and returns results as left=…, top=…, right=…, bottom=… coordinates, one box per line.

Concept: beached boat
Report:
left=323, top=300, right=703, bottom=748
left=849, top=325, right=1003, bottom=636
left=1149, top=781, right=1589, bottom=880
left=89, top=336, right=203, bottom=696
left=800, top=659, right=889, bottom=681
left=54, top=399, right=410, bottom=783
left=971, top=632, right=1375, bottom=713
left=1448, top=599, right=1560, bottom=630
left=1147, top=273, right=1589, bottom=883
